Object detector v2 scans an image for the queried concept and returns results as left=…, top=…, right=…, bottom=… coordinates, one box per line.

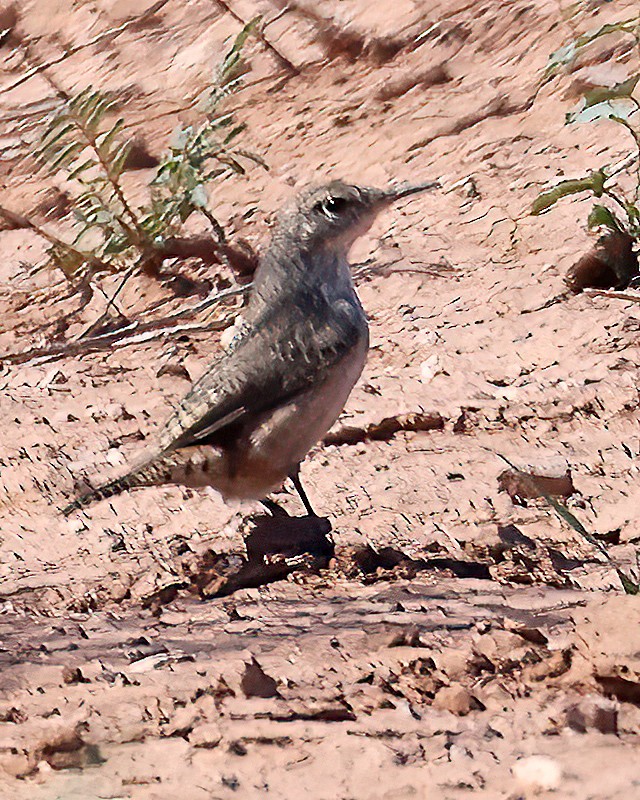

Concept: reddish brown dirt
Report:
left=1, top=0, right=640, bottom=797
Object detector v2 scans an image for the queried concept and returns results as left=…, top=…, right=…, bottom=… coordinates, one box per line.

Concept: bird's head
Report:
left=273, top=179, right=440, bottom=254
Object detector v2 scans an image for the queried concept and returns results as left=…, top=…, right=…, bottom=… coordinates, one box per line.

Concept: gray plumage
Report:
left=63, top=179, right=437, bottom=516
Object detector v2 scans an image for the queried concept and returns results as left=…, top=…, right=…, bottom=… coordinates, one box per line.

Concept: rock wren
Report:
left=64, top=179, right=438, bottom=517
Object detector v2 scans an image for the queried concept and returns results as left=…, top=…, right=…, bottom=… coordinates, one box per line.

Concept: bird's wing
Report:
left=156, top=296, right=366, bottom=452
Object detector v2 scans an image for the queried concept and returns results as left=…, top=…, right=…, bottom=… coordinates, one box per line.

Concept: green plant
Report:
left=531, top=15, right=640, bottom=242
left=35, top=17, right=264, bottom=278
left=497, top=454, right=638, bottom=595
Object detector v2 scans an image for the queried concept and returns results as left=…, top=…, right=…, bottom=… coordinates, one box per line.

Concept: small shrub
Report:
left=532, top=16, right=640, bottom=249
left=35, top=17, right=265, bottom=279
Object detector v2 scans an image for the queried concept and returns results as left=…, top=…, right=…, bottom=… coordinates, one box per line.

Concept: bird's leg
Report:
left=289, top=464, right=317, bottom=517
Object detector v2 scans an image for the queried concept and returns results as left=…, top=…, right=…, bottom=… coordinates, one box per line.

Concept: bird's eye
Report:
left=320, top=196, right=348, bottom=217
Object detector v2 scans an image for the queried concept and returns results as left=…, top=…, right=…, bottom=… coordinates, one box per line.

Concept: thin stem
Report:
left=209, top=0, right=299, bottom=75
left=0, top=204, right=111, bottom=274
left=0, top=284, right=249, bottom=366
left=613, top=113, right=640, bottom=204
left=76, top=119, right=148, bottom=246
left=199, top=207, right=227, bottom=244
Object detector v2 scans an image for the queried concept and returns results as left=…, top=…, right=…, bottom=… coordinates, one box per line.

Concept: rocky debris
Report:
left=482, top=525, right=583, bottom=588
left=61, top=666, right=88, bottom=685
left=596, top=674, right=640, bottom=705
left=342, top=543, right=492, bottom=581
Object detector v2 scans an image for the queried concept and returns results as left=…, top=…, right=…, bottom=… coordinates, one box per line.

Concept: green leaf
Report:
left=102, top=234, right=130, bottom=255
left=178, top=197, right=193, bottom=223
left=70, top=88, right=101, bottom=118
left=67, top=158, right=97, bottom=180
left=38, top=121, right=75, bottom=151
left=84, top=101, right=108, bottom=132
left=219, top=16, right=261, bottom=84
left=626, top=202, right=640, bottom=226
left=207, top=113, right=234, bottom=129
left=497, top=454, right=640, bottom=595
left=170, top=126, right=191, bottom=150
left=49, top=141, right=83, bottom=171
left=531, top=170, right=607, bottom=215
left=40, top=112, right=70, bottom=140
left=151, top=163, right=174, bottom=185
left=567, top=98, right=636, bottom=124
left=49, top=245, right=87, bottom=277
left=214, top=153, right=246, bottom=174
left=202, top=167, right=227, bottom=181
left=582, top=74, right=640, bottom=109
left=96, top=118, right=125, bottom=156
left=109, top=140, right=131, bottom=177
left=587, top=204, right=624, bottom=232
left=577, top=18, right=639, bottom=46
left=233, top=148, right=269, bottom=170
left=546, top=42, right=577, bottom=71
left=545, top=18, right=639, bottom=73
left=541, top=491, right=639, bottom=595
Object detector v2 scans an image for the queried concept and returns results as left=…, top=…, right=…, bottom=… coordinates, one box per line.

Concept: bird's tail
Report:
left=62, top=447, right=217, bottom=515
left=62, top=471, right=140, bottom=516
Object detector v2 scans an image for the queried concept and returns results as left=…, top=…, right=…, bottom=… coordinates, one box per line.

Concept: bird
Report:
left=63, top=178, right=438, bottom=518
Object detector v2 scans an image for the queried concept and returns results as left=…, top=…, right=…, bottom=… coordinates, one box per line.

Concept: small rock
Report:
left=432, top=684, right=480, bottom=716
left=156, top=362, right=191, bottom=382
left=36, top=724, right=88, bottom=771
left=0, top=705, right=26, bottom=723
left=498, top=464, right=575, bottom=501
left=512, top=755, right=562, bottom=794
left=433, top=649, right=470, bottom=681
left=419, top=354, right=441, bottom=383
left=62, top=666, right=88, bottom=685
left=189, top=722, right=222, bottom=749
left=0, top=751, right=32, bottom=778
left=565, top=696, right=618, bottom=734
left=164, top=706, right=200, bottom=738
left=128, top=653, right=170, bottom=673
left=241, top=657, right=279, bottom=699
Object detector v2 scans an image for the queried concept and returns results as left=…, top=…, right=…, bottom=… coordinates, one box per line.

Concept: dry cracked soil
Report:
left=1, top=0, right=640, bottom=798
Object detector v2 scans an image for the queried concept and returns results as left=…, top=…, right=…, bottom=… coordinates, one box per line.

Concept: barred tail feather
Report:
left=61, top=447, right=218, bottom=516
left=62, top=472, right=138, bottom=516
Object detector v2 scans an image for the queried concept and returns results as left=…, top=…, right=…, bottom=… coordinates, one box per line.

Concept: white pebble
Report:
left=512, top=755, right=562, bottom=794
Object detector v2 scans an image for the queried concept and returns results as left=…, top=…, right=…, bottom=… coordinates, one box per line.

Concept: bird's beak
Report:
left=380, top=180, right=441, bottom=202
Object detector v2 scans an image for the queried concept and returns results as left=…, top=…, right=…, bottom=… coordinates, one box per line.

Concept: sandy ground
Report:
left=1, top=0, right=640, bottom=797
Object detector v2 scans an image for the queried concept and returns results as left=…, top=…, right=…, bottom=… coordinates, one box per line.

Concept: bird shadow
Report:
left=183, top=512, right=334, bottom=600
left=245, top=512, right=334, bottom=561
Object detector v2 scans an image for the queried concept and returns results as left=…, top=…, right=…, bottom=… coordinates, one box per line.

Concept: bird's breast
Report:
left=225, top=328, right=369, bottom=500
